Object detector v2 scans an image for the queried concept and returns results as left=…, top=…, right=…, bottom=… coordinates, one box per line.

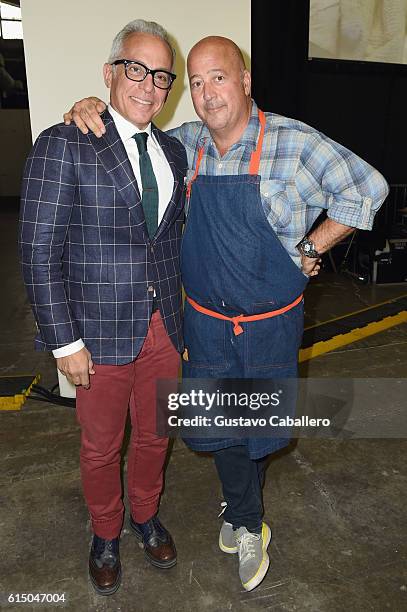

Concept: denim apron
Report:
left=180, top=110, right=308, bottom=459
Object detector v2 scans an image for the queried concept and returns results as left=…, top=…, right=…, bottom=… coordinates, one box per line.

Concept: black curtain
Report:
left=251, top=0, right=407, bottom=183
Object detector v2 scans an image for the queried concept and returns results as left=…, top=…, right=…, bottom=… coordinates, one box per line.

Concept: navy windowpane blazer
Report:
left=19, top=110, right=187, bottom=365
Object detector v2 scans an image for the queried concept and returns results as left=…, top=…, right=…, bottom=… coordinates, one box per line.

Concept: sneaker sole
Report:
left=242, top=523, right=272, bottom=592
left=130, top=521, right=177, bottom=569
left=219, top=532, right=238, bottom=554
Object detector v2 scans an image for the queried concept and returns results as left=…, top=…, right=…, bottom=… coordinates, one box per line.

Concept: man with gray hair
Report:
left=19, top=19, right=186, bottom=595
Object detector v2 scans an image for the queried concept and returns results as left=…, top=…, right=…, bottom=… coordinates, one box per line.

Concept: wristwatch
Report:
left=296, top=236, right=321, bottom=259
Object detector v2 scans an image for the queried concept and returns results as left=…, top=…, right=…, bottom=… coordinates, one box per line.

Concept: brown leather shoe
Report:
left=130, top=514, right=177, bottom=568
left=89, top=535, right=121, bottom=595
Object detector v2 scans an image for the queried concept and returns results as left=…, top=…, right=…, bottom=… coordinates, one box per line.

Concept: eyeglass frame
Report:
left=111, top=59, right=176, bottom=90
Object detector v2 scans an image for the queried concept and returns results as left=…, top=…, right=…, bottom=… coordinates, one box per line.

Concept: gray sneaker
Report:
left=236, top=523, right=271, bottom=591
left=219, top=521, right=238, bottom=554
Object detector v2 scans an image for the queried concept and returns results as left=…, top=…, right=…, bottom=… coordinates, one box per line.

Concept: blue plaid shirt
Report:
left=168, top=100, right=389, bottom=266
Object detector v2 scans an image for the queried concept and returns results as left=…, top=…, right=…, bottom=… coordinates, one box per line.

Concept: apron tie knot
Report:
left=231, top=316, right=244, bottom=336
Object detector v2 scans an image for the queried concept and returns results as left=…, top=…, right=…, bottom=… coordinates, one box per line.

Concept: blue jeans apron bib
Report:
left=180, top=110, right=308, bottom=459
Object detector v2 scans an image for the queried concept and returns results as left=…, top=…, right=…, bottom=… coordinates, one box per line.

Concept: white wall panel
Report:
left=21, top=0, right=250, bottom=140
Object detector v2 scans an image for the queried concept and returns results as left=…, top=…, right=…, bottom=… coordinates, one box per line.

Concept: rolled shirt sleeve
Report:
left=296, top=131, right=389, bottom=230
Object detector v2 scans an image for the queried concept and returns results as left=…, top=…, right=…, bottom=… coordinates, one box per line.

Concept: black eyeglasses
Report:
left=111, top=59, right=176, bottom=90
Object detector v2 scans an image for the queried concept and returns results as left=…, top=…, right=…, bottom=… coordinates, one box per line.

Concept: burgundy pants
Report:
left=76, top=312, right=180, bottom=539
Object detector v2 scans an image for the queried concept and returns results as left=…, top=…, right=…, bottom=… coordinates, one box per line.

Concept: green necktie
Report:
left=133, top=132, right=159, bottom=238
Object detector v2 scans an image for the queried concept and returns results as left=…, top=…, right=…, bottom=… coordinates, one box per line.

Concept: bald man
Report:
left=64, top=35, right=388, bottom=592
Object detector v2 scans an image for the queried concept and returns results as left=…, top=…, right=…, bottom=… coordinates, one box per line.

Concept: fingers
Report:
left=71, top=372, right=90, bottom=389
left=56, top=348, right=94, bottom=390
left=85, top=349, right=96, bottom=375
left=57, top=368, right=87, bottom=388
left=73, top=104, right=91, bottom=135
left=63, top=108, right=74, bottom=125
left=95, top=99, right=107, bottom=114
left=58, top=367, right=90, bottom=389
left=313, top=259, right=322, bottom=275
left=88, top=361, right=96, bottom=375
left=64, top=104, right=89, bottom=134
left=308, top=260, right=321, bottom=276
left=81, top=107, right=105, bottom=136
left=80, top=98, right=106, bottom=136
left=301, top=257, right=322, bottom=277
left=63, top=98, right=106, bottom=136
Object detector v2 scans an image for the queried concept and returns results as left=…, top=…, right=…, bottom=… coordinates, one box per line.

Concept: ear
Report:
left=103, top=63, right=113, bottom=88
left=242, top=69, right=251, bottom=97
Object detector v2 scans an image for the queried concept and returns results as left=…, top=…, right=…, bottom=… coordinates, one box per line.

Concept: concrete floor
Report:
left=0, top=209, right=406, bottom=612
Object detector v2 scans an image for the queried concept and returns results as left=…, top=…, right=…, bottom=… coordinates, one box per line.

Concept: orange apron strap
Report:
left=187, top=108, right=266, bottom=200
left=186, top=293, right=303, bottom=336
left=186, top=146, right=205, bottom=200
left=248, top=109, right=266, bottom=176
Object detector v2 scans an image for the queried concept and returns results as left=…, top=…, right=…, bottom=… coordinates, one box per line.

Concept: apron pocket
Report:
left=247, top=303, right=304, bottom=368
left=183, top=300, right=228, bottom=368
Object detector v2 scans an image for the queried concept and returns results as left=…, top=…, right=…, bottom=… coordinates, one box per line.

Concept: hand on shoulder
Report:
left=63, top=96, right=107, bottom=137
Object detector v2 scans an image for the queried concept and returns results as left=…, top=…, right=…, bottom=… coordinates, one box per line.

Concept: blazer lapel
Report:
left=152, top=125, right=185, bottom=240
left=87, top=110, right=146, bottom=229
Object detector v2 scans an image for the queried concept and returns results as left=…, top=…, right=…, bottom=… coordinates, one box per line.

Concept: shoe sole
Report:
left=89, top=568, right=122, bottom=596
left=219, top=531, right=238, bottom=554
left=241, top=523, right=272, bottom=592
left=130, top=522, right=177, bottom=569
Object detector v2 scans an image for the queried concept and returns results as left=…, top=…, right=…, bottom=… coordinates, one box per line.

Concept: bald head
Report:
left=187, top=36, right=246, bottom=73
left=186, top=35, right=252, bottom=152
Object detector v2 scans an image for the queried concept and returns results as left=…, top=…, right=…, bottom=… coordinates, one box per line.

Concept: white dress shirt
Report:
left=108, top=104, right=174, bottom=220
left=53, top=105, right=174, bottom=358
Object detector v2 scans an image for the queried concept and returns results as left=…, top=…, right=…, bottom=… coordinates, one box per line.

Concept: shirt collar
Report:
left=198, top=99, right=261, bottom=151
left=242, top=100, right=261, bottom=148
left=108, top=103, right=153, bottom=143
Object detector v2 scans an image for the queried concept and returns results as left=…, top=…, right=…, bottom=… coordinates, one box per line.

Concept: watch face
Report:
left=299, top=238, right=319, bottom=258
